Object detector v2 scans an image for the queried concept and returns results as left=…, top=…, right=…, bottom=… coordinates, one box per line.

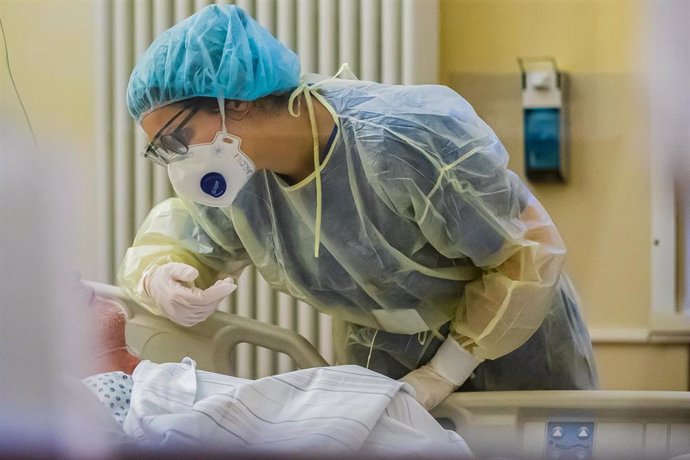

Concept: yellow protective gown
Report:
left=119, top=80, right=597, bottom=389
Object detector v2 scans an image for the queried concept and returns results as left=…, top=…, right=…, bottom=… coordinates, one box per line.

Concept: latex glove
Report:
left=143, top=262, right=236, bottom=327
left=400, top=336, right=481, bottom=411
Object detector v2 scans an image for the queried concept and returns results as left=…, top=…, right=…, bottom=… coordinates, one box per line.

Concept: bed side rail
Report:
left=85, top=281, right=328, bottom=374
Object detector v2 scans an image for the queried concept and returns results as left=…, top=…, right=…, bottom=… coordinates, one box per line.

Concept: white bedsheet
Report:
left=123, top=358, right=471, bottom=457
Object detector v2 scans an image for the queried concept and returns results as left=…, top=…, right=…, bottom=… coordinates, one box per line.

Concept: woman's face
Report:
left=140, top=99, right=263, bottom=160
left=140, top=97, right=306, bottom=174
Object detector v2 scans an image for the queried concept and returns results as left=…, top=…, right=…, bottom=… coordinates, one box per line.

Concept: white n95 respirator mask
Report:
left=167, top=131, right=256, bottom=207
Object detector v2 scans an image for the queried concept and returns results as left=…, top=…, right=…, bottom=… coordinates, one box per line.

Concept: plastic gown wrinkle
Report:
left=348, top=87, right=568, bottom=363
left=120, top=81, right=597, bottom=389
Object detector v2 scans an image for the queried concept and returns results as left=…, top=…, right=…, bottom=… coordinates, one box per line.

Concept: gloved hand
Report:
left=400, top=336, right=482, bottom=411
left=143, top=262, right=237, bottom=327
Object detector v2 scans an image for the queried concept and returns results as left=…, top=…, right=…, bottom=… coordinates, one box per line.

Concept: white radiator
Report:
left=94, top=0, right=439, bottom=378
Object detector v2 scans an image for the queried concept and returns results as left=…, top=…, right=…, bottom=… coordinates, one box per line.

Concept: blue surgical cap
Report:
left=127, top=4, right=301, bottom=122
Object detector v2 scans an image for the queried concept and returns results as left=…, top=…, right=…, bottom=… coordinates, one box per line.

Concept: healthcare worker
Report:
left=119, top=4, right=598, bottom=410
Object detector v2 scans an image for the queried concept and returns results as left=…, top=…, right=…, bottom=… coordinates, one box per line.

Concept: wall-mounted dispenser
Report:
left=518, top=57, right=567, bottom=183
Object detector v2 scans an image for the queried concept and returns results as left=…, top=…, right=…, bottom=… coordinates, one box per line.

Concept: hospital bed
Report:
left=88, top=281, right=690, bottom=460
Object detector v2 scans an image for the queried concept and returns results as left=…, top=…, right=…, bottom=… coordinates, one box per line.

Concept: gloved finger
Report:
left=172, top=281, right=234, bottom=308
left=164, top=263, right=200, bottom=283
left=197, top=278, right=237, bottom=303
left=171, top=286, right=212, bottom=305
left=169, top=301, right=217, bottom=325
left=166, top=300, right=215, bottom=323
left=166, top=312, right=198, bottom=327
left=217, top=276, right=236, bottom=287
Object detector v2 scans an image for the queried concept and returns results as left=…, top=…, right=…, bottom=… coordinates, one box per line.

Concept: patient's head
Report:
left=86, top=296, right=141, bottom=376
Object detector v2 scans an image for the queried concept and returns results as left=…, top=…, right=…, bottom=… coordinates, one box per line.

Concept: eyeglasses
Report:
left=142, top=100, right=251, bottom=167
left=142, top=101, right=203, bottom=166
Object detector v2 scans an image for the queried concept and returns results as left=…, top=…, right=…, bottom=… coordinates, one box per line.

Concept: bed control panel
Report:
left=545, top=421, right=594, bottom=460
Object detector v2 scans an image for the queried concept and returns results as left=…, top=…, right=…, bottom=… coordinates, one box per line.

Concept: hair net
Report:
left=127, top=4, right=301, bottom=122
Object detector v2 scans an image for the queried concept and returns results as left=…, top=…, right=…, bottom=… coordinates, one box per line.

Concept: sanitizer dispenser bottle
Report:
left=518, top=57, right=567, bottom=183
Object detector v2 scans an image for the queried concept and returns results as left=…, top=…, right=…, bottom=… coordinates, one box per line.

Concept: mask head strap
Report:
left=218, top=96, right=227, bottom=135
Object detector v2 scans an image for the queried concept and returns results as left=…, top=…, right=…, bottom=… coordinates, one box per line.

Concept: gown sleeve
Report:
left=117, top=197, right=250, bottom=315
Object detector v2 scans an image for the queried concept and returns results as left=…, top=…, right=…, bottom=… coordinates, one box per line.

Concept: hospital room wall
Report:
left=0, top=0, right=99, bottom=279
left=439, top=0, right=689, bottom=390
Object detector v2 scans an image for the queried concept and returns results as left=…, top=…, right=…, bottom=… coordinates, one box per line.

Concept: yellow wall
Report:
left=440, top=0, right=688, bottom=390
left=0, top=0, right=95, bottom=150
left=0, top=0, right=98, bottom=277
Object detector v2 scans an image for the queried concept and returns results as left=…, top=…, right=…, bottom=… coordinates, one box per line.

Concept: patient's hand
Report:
left=88, top=296, right=141, bottom=375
